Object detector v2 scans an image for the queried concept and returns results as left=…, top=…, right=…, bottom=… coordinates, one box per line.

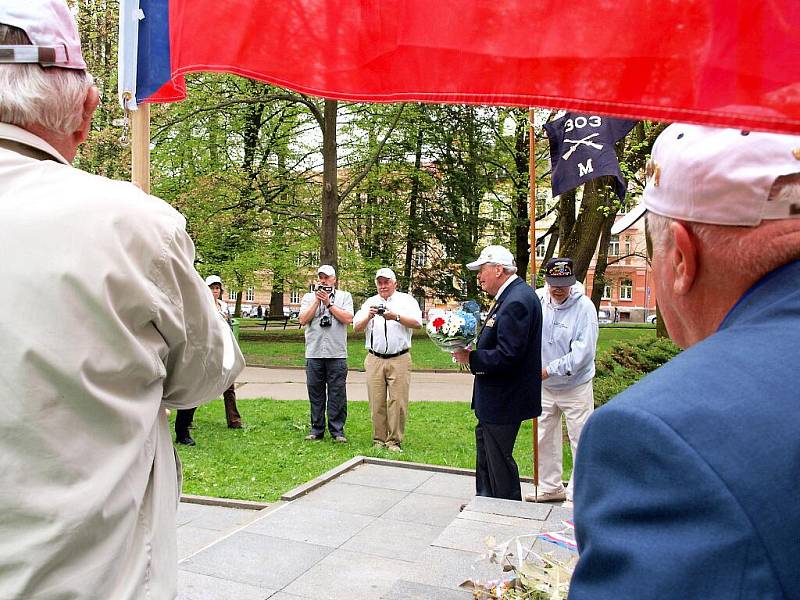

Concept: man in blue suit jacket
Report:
left=454, top=245, right=541, bottom=500
left=570, top=125, right=800, bottom=599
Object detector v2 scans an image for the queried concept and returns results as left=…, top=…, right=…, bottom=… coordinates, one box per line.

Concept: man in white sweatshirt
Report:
left=526, top=258, right=599, bottom=503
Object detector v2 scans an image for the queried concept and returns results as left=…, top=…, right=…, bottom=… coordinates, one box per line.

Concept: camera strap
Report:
left=369, top=315, right=390, bottom=354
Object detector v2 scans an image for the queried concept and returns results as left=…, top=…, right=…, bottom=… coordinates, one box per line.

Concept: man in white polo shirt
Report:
left=353, top=268, right=422, bottom=452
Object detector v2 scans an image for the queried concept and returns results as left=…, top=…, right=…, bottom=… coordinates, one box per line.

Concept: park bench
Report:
left=262, top=315, right=291, bottom=330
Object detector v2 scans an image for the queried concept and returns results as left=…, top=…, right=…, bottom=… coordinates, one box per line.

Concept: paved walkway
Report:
left=177, top=459, right=572, bottom=600
left=235, top=366, right=474, bottom=402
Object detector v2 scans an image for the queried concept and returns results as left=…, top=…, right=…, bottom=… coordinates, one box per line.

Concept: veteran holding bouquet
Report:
left=453, top=246, right=542, bottom=500
left=353, top=268, right=422, bottom=452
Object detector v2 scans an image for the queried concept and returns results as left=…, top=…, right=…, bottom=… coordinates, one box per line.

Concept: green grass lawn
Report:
left=239, top=324, right=655, bottom=370
left=175, top=398, right=563, bottom=502
left=180, top=323, right=653, bottom=501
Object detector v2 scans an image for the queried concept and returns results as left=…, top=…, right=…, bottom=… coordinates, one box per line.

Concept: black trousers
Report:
left=175, top=407, right=196, bottom=440
left=475, top=421, right=523, bottom=500
left=306, top=357, right=348, bottom=437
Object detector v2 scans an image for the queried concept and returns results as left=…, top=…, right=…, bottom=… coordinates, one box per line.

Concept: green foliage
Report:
left=594, top=336, right=681, bottom=407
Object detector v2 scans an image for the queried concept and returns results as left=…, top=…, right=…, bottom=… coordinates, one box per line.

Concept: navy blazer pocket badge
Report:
left=486, top=317, right=496, bottom=328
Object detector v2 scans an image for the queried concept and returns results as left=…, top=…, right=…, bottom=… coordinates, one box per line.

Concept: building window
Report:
left=245, top=287, right=255, bottom=302
left=414, top=248, right=426, bottom=268
left=535, top=240, right=546, bottom=260
left=228, top=289, right=237, bottom=301
left=602, top=285, right=611, bottom=300
left=609, top=235, right=620, bottom=256
left=290, top=289, right=301, bottom=304
left=620, top=279, right=633, bottom=300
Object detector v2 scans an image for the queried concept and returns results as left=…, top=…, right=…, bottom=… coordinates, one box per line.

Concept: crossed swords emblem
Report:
left=562, top=133, right=604, bottom=160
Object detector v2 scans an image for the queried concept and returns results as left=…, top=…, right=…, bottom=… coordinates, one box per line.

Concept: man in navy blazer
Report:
left=570, top=125, right=800, bottom=598
left=453, top=245, right=541, bottom=500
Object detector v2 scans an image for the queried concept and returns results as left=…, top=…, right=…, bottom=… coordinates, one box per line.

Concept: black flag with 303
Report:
left=544, top=113, right=638, bottom=200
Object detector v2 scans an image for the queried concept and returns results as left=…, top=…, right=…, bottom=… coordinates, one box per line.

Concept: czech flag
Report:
left=118, top=0, right=800, bottom=134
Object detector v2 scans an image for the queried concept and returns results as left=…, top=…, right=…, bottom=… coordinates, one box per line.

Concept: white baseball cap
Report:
left=613, top=124, right=800, bottom=234
left=466, top=245, right=516, bottom=270
left=0, top=0, right=86, bottom=69
left=205, top=275, right=223, bottom=287
left=317, top=265, right=336, bottom=277
left=375, top=267, right=396, bottom=281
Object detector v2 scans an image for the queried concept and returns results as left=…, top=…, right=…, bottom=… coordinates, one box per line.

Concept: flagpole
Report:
left=528, top=107, right=539, bottom=499
left=131, top=105, right=151, bottom=194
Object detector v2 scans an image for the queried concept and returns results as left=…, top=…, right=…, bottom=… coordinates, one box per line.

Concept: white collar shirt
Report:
left=355, top=291, right=422, bottom=354
left=495, top=273, right=519, bottom=300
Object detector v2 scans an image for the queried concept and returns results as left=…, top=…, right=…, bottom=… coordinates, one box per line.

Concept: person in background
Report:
left=570, top=124, right=800, bottom=598
left=525, top=257, right=598, bottom=504
left=453, top=245, right=542, bottom=500
left=175, top=275, right=243, bottom=445
left=298, top=265, right=354, bottom=442
left=0, top=2, right=244, bottom=597
left=353, top=268, right=422, bottom=452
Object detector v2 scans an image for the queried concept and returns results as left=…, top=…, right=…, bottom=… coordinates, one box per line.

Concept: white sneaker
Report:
left=524, top=486, right=566, bottom=503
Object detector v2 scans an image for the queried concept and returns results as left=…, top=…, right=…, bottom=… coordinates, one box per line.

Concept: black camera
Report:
left=375, top=303, right=387, bottom=315
left=315, top=284, right=334, bottom=294
left=319, top=315, right=332, bottom=328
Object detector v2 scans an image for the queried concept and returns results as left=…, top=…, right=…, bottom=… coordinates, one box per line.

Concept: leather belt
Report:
left=368, top=348, right=409, bottom=359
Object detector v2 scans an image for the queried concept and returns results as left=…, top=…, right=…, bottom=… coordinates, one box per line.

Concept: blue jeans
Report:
left=306, top=358, right=348, bottom=437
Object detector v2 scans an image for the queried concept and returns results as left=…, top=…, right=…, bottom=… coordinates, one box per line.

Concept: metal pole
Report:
left=131, top=105, right=150, bottom=193
left=529, top=107, right=539, bottom=499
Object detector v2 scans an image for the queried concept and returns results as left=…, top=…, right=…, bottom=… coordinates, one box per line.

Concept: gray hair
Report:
left=502, top=265, right=518, bottom=275
left=646, top=177, right=800, bottom=280
left=0, top=24, right=94, bottom=136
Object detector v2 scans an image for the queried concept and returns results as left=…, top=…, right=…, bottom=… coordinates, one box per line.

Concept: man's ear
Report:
left=72, top=85, right=100, bottom=146
left=669, top=221, right=698, bottom=295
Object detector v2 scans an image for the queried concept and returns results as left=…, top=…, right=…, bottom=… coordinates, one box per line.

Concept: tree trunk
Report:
left=559, top=179, right=612, bottom=282
left=321, top=99, right=339, bottom=268
left=269, top=280, right=285, bottom=317
left=403, top=127, right=424, bottom=292
left=513, top=116, right=531, bottom=281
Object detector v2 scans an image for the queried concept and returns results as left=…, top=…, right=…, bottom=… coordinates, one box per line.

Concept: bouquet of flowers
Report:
left=426, top=300, right=482, bottom=354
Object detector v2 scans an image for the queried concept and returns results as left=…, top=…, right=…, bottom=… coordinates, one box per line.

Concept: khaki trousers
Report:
left=365, top=352, right=412, bottom=447
left=537, top=380, right=594, bottom=500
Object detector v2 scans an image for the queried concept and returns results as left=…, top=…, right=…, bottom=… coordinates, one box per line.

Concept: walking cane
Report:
left=533, top=417, right=539, bottom=500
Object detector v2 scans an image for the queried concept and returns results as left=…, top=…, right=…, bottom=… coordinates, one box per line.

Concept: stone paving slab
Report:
left=339, top=517, right=443, bottom=563
left=381, top=492, right=469, bottom=528
left=414, top=472, right=478, bottom=498
left=246, top=503, right=374, bottom=548
left=291, top=480, right=409, bottom=517
left=180, top=531, right=333, bottom=589
left=336, top=462, right=434, bottom=491
left=282, top=548, right=412, bottom=600
left=178, top=502, right=266, bottom=532
left=177, top=571, right=275, bottom=600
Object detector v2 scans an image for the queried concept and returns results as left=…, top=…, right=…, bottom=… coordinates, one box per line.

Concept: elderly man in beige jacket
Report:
left=0, top=2, right=244, bottom=598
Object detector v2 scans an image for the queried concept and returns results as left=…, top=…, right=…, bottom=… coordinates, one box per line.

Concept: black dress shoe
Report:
left=176, top=435, right=196, bottom=446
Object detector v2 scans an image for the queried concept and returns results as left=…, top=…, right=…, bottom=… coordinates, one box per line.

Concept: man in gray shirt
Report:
left=298, top=265, right=354, bottom=442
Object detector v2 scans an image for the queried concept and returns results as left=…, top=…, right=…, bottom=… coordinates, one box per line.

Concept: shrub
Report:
left=594, top=337, right=681, bottom=407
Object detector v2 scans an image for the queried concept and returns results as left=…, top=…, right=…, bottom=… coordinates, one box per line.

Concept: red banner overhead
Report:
left=128, top=0, right=800, bottom=133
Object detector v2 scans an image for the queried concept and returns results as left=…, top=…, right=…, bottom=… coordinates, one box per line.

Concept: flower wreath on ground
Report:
left=426, top=300, right=481, bottom=367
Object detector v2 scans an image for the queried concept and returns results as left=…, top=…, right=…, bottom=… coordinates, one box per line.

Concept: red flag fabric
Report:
left=135, top=0, right=800, bottom=133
